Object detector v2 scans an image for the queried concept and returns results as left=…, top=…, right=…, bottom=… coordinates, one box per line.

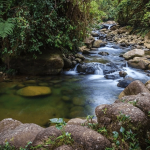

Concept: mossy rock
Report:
left=17, top=86, right=51, bottom=97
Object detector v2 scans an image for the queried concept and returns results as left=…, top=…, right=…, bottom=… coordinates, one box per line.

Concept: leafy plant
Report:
left=50, top=118, right=66, bottom=130
left=102, top=108, right=107, bottom=114
left=0, top=18, right=15, bottom=39
left=98, top=127, right=107, bottom=136
left=117, top=112, right=130, bottom=123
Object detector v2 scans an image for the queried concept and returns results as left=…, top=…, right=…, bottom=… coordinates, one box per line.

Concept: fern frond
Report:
left=0, top=18, right=15, bottom=39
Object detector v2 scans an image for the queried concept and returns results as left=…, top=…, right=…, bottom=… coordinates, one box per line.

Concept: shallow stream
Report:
left=0, top=42, right=149, bottom=127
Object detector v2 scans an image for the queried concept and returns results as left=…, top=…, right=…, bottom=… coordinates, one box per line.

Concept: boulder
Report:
left=0, top=121, right=44, bottom=148
left=116, top=93, right=150, bottom=117
left=75, top=54, right=85, bottom=60
left=95, top=103, right=147, bottom=132
left=93, top=40, right=106, bottom=48
left=117, top=26, right=132, bottom=34
left=54, top=145, right=73, bottom=150
left=128, top=57, right=150, bottom=69
left=98, top=52, right=109, bottom=56
left=67, top=118, right=97, bottom=126
left=63, top=58, right=72, bottom=68
left=118, top=80, right=149, bottom=99
left=9, top=52, right=64, bottom=75
left=75, top=58, right=82, bottom=63
left=65, top=125, right=112, bottom=150
left=146, top=84, right=150, bottom=91
left=32, top=126, right=61, bottom=147
left=105, top=74, right=119, bottom=80
left=117, top=77, right=134, bottom=88
left=79, top=46, right=87, bottom=52
left=67, top=118, right=86, bottom=126
left=144, top=43, right=150, bottom=49
left=91, top=31, right=99, bottom=37
left=84, top=37, right=95, bottom=49
left=119, top=71, right=127, bottom=77
left=17, top=86, right=51, bottom=97
left=123, top=49, right=144, bottom=60
left=0, top=118, right=22, bottom=133
left=82, top=50, right=95, bottom=55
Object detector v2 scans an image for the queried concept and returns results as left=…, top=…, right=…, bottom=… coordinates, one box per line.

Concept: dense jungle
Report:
left=0, top=0, right=150, bottom=150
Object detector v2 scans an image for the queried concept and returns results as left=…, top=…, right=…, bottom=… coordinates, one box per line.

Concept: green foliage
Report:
left=0, top=0, right=93, bottom=58
left=98, top=127, right=107, bottom=136
left=0, top=18, right=15, bottom=39
left=117, top=112, right=130, bottom=123
left=50, top=118, right=66, bottom=130
left=111, top=126, right=140, bottom=150
left=0, top=141, right=32, bottom=150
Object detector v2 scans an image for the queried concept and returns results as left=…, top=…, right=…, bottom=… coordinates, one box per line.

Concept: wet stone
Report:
left=72, top=97, right=85, bottom=106
left=61, top=96, right=71, bottom=101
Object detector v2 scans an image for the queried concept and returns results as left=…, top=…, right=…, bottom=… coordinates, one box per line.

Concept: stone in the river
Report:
left=72, top=97, right=85, bottom=106
left=75, top=53, right=85, bottom=60
left=128, top=57, right=150, bottom=69
left=63, top=58, right=72, bottom=68
left=93, top=40, right=106, bottom=48
left=91, top=31, right=99, bottom=37
left=98, top=52, right=109, bottom=56
left=61, top=96, right=71, bottom=101
left=123, top=49, right=144, bottom=60
left=118, top=80, right=149, bottom=99
left=24, top=80, right=37, bottom=84
left=17, top=84, right=25, bottom=88
left=75, top=58, right=82, bottom=63
left=119, top=71, right=127, bottom=77
left=105, top=74, right=119, bottom=80
left=39, top=83, right=49, bottom=86
left=17, top=86, right=51, bottom=97
left=117, top=77, right=134, bottom=88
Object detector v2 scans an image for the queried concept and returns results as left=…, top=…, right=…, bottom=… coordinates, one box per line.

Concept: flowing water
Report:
left=0, top=41, right=149, bottom=127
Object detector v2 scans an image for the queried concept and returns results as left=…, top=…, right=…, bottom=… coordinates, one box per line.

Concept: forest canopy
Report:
left=0, top=0, right=150, bottom=57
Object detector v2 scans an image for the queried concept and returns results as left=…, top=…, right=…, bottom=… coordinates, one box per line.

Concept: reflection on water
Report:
left=0, top=74, right=122, bottom=127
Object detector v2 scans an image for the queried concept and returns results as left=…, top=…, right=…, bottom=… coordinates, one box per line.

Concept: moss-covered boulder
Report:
left=17, top=86, right=51, bottom=97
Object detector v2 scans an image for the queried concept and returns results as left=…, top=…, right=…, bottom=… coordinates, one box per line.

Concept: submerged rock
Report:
left=17, top=86, right=51, bottom=97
